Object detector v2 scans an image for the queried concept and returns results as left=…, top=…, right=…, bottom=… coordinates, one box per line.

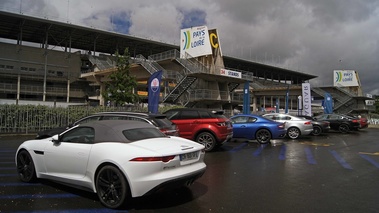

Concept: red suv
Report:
left=163, top=108, right=233, bottom=151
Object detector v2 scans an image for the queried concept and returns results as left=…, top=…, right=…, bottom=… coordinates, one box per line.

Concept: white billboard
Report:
left=302, top=83, right=312, bottom=116
left=333, top=70, right=359, bottom=87
left=180, top=26, right=212, bottom=58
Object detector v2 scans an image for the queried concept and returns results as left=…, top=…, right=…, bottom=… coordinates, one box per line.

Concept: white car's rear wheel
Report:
left=16, top=150, right=37, bottom=182
left=96, top=165, right=128, bottom=209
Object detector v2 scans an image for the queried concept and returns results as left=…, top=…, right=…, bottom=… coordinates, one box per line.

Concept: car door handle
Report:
left=241, top=125, right=246, bottom=128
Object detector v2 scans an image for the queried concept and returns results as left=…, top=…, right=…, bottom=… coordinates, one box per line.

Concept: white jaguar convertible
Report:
left=15, top=120, right=206, bottom=209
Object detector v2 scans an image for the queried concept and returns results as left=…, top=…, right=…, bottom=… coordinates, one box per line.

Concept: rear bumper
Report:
left=142, top=167, right=206, bottom=196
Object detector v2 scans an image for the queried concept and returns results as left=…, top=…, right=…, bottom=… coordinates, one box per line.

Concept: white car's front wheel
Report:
left=16, top=150, right=37, bottom=183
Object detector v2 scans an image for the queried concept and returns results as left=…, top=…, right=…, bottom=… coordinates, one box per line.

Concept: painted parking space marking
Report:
left=0, top=193, right=79, bottom=199
left=359, top=154, right=379, bottom=168
left=358, top=152, right=379, bottom=156
left=229, top=142, right=248, bottom=152
left=0, top=162, right=15, bottom=164
left=278, top=145, right=286, bottom=160
left=13, top=209, right=121, bottom=213
left=305, top=147, right=317, bottom=165
left=253, top=144, right=268, bottom=156
left=0, top=167, right=15, bottom=170
left=329, top=150, right=353, bottom=169
left=0, top=174, right=17, bottom=177
left=0, top=182, right=42, bottom=187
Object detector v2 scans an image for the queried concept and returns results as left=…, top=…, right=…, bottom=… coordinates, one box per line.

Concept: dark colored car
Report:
left=230, top=114, right=286, bottom=144
left=163, top=108, right=233, bottom=152
left=297, top=115, right=330, bottom=136
left=313, top=114, right=360, bottom=133
left=36, top=112, right=179, bottom=139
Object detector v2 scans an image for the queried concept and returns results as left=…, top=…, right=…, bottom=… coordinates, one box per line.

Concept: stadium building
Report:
left=0, top=10, right=374, bottom=116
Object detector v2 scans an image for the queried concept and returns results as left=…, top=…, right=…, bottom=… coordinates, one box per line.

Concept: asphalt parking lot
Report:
left=1, top=128, right=379, bottom=213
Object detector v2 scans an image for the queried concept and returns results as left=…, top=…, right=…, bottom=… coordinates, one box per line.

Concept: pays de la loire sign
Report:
left=180, top=26, right=212, bottom=58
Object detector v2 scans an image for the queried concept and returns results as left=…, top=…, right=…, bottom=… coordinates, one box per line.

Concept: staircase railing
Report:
left=133, top=54, right=160, bottom=76
left=312, top=87, right=326, bottom=97
left=88, top=55, right=115, bottom=70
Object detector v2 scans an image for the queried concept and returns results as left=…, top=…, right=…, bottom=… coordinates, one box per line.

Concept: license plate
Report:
left=180, top=151, right=199, bottom=161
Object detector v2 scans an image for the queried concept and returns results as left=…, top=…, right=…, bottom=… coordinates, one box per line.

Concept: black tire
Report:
left=96, top=165, right=129, bottom=209
left=16, top=150, right=37, bottom=182
left=256, top=129, right=271, bottom=144
left=312, top=126, right=322, bottom=136
left=287, top=127, right=300, bottom=139
left=196, top=132, right=216, bottom=152
left=338, top=124, right=350, bottom=133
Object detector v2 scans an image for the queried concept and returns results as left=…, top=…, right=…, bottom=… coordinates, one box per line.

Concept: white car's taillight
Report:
left=130, top=156, right=175, bottom=163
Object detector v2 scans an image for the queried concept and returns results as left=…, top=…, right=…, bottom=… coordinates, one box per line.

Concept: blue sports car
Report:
left=230, top=114, right=287, bottom=144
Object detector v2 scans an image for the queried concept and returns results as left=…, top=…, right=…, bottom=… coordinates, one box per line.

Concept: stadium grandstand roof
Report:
left=0, top=10, right=317, bottom=83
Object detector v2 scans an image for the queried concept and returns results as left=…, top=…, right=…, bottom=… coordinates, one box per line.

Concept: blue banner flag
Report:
left=243, top=81, right=250, bottom=114
left=285, top=85, right=289, bottom=114
left=148, top=70, right=162, bottom=113
left=323, top=92, right=333, bottom=114
left=276, top=97, right=279, bottom=113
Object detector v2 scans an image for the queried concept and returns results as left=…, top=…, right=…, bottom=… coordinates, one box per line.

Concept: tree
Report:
left=102, top=48, right=139, bottom=106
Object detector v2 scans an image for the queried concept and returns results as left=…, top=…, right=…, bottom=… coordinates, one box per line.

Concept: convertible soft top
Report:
left=77, top=120, right=159, bottom=143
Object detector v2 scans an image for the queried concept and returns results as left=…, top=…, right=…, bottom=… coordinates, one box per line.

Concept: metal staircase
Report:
left=228, top=82, right=240, bottom=92
left=311, top=87, right=353, bottom=112
left=311, top=87, right=326, bottom=97
left=150, top=50, right=210, bottom=103
left=163, top=74, right=197, bottom=103
left=134, top=54, right=167, bottom=77
left=88, top=55, right=115, bottom=70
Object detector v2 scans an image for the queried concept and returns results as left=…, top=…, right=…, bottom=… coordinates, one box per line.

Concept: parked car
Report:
left=358, top=116, right=369, bottom=129
left=297, top=115, right=330, bottom=136
left=262, top=113, right=313, bottom=139
left=16, top=120, right=206, bottom=209
left=36, top=111, right=179, bottom=139
left=230, top=114, right=286, bottom=144
left=347, top=114, right=369, bottom=130
left=313, top=114, right=360, bottom=133
left=163, top=108, right=233, bottom=151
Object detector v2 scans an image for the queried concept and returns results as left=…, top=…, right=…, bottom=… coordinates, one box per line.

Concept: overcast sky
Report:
left=2, top=0, right=379, bottom=95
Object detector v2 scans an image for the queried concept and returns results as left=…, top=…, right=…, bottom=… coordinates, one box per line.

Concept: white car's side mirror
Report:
left=51, top=134, right=59, bottom=142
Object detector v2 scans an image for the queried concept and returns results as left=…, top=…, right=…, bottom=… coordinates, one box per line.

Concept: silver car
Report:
left=262, top=113, right=314, bottom=139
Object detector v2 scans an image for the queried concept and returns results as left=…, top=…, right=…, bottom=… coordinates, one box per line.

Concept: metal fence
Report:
left=1, top=104, right=378, bottom=135
left=0, top=104, right=145, bottom=134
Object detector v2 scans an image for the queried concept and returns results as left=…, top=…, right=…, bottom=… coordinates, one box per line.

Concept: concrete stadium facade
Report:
left=0, top=10, right=374, bottom=116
